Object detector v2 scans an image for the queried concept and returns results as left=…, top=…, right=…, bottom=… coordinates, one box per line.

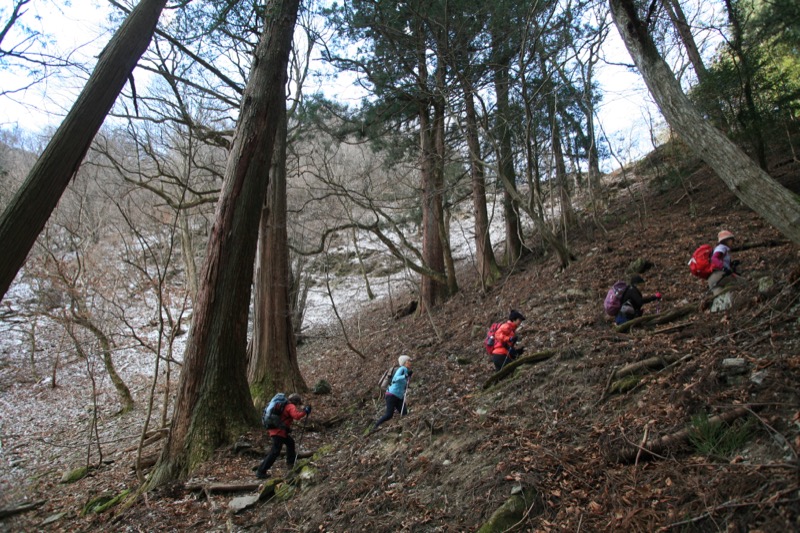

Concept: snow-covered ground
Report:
left=0, top=193, right=518, bottom=503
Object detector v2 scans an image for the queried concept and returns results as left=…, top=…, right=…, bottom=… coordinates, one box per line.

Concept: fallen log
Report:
left=185, top=482, right=261, bottom=493
left=617, top=407, right=750, bottom=463
left=482, top=350, right=555, bottom=389
left=614, top=353, right=683, bottom=381
left=734, top=240, right=789, bottom=252
left=615, top=305, right=696, bottom=333
left=0, top=500, right=45, bottom=519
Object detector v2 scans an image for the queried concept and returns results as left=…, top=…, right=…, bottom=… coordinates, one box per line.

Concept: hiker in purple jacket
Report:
left=615, top=275, right=662, bottom=325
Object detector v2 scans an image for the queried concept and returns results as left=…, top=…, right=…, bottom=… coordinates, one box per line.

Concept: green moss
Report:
left=274, top=483, right=296, bottom=501
left=476, top=493, right=529, bottom=533
left=60, top=466, right=89, bottom=484
left=312, top=444, right=333, bottom=461
left=82, top=489, right=130, bottom=515
left=610, top=374, right=641, bottom=394
left=250, top=382, right=267, bottom=410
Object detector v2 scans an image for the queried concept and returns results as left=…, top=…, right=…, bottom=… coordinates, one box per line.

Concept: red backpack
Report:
left=688, top=244, right=714, bottom=279
left=484, top=322, right=502, bottom=354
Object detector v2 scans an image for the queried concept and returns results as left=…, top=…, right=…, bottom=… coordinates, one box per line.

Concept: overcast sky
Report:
left=0, top=0, right=660, bottom=164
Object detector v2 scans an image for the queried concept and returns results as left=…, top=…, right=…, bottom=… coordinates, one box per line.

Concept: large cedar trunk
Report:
left=609, top=0, right=800, bottom=245
left=493, top=60, right=524, bottom=264
left=247, top=104, right=307, bottom=409
left=416, top=25, right=448, bottom=312
left=0, top=0, right=168, bottom=303
left=419, top=105, right=448, bottom=312
left=462, top=78, right=500, bottom=285
left=148, top=0, right=301, bottom=486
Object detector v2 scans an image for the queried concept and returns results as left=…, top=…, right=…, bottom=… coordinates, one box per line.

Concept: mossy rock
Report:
left=297, top=464, right=318, bottom=485
left=312, top=380, right=332, bottom=395
left=628, top=258, right=653, bottom=274
left=259, top=478, right=281, bottom=501
left=610, top=374, right=641, bottom=394
left=477, top=489, right=539, bottom=532
left=312, top=445, right=333, bottom=461
left=274, top=483, right=296, bottom=501
left=60, top=466, right=89, bottom=484
left=82, top=489, right=130, bottom=515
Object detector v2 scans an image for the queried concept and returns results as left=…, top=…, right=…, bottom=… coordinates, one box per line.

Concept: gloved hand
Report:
left=655, top=292, right=662, bottom=299
left=407, top=369, right=413, bottom=377
left=509, top=337, right=518, bottom=345
left=724, top=267, right=732, bottom=275
left=515, top=346, right=525, bottom=355
left=732, top=260, right=741, bottom=267
left=304, top=406, right=312, bottom=415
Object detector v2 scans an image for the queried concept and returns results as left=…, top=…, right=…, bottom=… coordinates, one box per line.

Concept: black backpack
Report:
left=262, top=393, right=288, bottom=429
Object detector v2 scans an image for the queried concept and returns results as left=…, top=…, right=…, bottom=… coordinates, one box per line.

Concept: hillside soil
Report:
left=2, top=142, right=799, bottom=532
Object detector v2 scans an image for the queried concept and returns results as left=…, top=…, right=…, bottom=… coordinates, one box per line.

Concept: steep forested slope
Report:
left=3, top=142, right=799, bottom=531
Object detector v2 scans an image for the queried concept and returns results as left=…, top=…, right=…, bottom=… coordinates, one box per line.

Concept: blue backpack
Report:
left=262, top=393, right=288, bottom=429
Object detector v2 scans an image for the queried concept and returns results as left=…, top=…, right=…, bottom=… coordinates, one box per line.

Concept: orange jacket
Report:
left=490, top=320, right=518, bottom=356
left=267, top=402, right=307, bottom=438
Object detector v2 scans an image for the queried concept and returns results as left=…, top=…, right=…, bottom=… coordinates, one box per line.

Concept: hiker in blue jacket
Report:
left=374, top=355, right=413, bottom=429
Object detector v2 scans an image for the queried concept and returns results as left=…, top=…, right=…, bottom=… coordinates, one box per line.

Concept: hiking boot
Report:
left=255, top=471, right=268, bottom=479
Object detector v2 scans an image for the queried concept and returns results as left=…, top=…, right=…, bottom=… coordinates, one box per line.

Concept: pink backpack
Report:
left=603, top=281, right=628, bottom=316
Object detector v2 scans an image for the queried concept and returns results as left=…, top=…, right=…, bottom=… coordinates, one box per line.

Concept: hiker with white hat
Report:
left=374, top=355, right=413, bottom=429
left=708, top=230, right=740, bottom=295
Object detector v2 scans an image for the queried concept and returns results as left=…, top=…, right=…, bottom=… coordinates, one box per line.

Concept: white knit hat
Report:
left=398, top=355, right=412, bottom=366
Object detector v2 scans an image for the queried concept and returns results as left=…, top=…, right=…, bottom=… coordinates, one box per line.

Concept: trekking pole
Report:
left=294, top=412, right=310, bottom=465
left=399, top=375, right=411, bottom=417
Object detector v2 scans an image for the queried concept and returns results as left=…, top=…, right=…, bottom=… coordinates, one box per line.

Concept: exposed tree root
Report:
left=482, top=351, right=556, bottom=389
left=617, top=406, right=751, bottom=463
left=615, top=305, right=697, bottom=333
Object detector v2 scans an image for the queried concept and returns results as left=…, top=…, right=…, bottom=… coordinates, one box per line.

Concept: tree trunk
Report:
left=148, top=0, right=301, bottom=487
left=662, top=0, right=708, bottom=82
left=462, top=78, right=501, bottom=286
left=417, top=25, right=448, bottom=312
left=179, top=212, right=198, bottom=303
left=434, top=62, right=457, bottom=298
left=661, top=0, right=727, bottom=130
left=722, top=0, right=767, bottom=169
left=247, top=103, right=307, bottom=409
left=609, top=0, right=800, bottom=246
left=76, top=316, right=134, bottom=414
left=0, top=0, right=168, bottom=303
left=493, top=60, right=524, bottom=264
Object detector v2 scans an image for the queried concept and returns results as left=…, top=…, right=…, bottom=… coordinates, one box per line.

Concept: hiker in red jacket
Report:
left=708, top=230, right=740, bottom=295
left=490, top=310, right=526, bottom=371
left=255, top=393, right=311, bottom=479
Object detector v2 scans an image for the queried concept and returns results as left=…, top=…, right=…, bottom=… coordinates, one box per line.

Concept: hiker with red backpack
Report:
left=490, top=310, right=526, bottom=370
left=708, top=230, right=740, bottom=295
left=374, top=355, right=413, bottom=429
left=612, top=275, right=662, bottom=325
left=255, top=393, right=311, bottom=479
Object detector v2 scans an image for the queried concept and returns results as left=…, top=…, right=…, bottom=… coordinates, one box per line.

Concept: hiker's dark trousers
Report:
left=492, top=350, right=518, bottom=371
left=256, top=435, right=295, bottom=476
left=375, top=393, right=408, bottom=428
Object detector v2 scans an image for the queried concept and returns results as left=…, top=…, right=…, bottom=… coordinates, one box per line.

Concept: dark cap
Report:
left=287, top=393, right=302, bottom=405
left=630, top=275, right=645, bottom=285
left=509, top=310, right=526, bottom=322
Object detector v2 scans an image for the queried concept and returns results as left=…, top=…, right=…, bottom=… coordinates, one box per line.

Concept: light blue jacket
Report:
left=387, top=366, right=410, bottom=399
